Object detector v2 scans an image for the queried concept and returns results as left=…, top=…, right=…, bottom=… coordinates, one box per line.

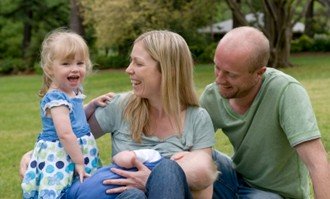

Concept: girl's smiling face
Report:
left=50, top=52, right=86, bottom=95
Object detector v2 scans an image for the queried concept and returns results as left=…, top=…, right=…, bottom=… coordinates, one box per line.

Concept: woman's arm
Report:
left=87, top=113, right=106, bottom=139
left=171, top=148, right=216, bottom=189
left=172, top=148, right=218, bottom=199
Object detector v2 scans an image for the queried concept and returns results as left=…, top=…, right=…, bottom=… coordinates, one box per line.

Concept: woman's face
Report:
left=126, top=41, right=162, bottom=100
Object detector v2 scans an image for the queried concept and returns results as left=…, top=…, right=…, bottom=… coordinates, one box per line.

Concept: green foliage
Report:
left=291, top=34, right=330, bottom=53
left=93, top=54, right=129, bottom=69
left=0, top=58, right=25, bottom=74
left=191, top=42, right=218, bottom=63
left=0, top=0, right=70, bottom=74
left=79, top=0, right=215, bottom=57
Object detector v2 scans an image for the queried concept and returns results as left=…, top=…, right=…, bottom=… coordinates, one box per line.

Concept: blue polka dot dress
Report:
left=21, top=90, right=100, bottom=199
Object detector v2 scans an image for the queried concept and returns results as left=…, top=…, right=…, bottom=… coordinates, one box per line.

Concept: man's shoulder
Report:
left=265, top=67, right=299, bottom=83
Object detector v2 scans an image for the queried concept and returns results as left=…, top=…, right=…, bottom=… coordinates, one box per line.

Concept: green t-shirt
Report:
left=95, top=93, right=215, bottom=158
left=200, top=68, right=320, bottom=198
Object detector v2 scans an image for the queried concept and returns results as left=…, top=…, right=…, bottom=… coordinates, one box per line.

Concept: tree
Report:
left=223, top=0, right=313, bottom=68
left=79, top=0, right=214, bottom=56
left=0, top=0, right=70, bottom=73
left=70, top=0, right=85, bottom=36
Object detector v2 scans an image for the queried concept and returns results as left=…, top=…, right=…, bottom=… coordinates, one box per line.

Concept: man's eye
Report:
left=228, top=73, right=237, bottom=78
left=62, top=63, right=69, bottom=66
left=77, top=62, right=84, bottom=65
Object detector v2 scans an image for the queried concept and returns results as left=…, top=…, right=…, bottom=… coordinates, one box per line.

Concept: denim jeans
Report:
left=117, top=158, right=192, bottom=199
left=212, top=150, right=283, bottom=199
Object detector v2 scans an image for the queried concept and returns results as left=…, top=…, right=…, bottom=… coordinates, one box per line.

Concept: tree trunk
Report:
left=263, top=0, right=293, bottom=68
left=224, top=0, right=248, bottom=28
left=22, top=3, right=33, bottom=58
left=70, top=0, right=85, bottom=37
left=305, top=0, right=314, bottom=38
left=224, top=0, right=297, bottom=68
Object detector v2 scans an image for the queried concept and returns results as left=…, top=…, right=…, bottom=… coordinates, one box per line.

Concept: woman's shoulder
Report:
left=185, top=106, right=211, bottom=122
left=187, top=106, right=209, bottom=115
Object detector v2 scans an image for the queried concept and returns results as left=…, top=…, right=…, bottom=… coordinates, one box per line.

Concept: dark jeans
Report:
left=118, top=159, right=192, bottom=199
left=63, top=158, right=191, bottom=199
left=212, top=150, right=283, bottom=199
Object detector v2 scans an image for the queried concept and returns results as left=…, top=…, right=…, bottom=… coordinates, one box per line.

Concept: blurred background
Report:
left=0, top=0, right=329, bottom=76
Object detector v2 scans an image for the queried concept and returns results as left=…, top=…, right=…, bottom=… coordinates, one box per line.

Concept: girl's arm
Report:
left=51, top=106, right=87, bottom=182
left=84, top=92, right=114, bottom=120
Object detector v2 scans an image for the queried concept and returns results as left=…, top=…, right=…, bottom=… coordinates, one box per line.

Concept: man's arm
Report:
left=295, top=138, right=330, bottom=199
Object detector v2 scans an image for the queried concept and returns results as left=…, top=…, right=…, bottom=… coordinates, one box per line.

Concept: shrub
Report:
left=0, top=58, right=25, bottom=74
left=93, top=54, right=129, bottom=69
left=291, top=34, right=330, bottom=53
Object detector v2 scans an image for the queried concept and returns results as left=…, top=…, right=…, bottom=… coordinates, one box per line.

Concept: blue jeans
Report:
left=212, top=150, right=283, bottom=199
left=118, top=159, right=192, bottom=199
left=63, top=159, right=161, bottom=199
left=64, top=158, right=191, bottom=199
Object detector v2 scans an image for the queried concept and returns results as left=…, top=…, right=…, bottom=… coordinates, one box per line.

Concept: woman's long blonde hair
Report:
left=123, top=30, right=199, bottom=142
left=39, top=28, right=92, bottom=97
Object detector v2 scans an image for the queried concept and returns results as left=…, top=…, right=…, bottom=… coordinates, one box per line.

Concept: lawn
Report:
left=0, top=53, right=329, bottom=198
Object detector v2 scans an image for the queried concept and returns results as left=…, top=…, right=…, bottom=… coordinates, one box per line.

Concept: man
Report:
left=200, top=26, right=330, bottom=198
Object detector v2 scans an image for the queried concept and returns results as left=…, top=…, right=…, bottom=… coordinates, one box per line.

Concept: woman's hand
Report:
left=103, top=156, right=151, bottom=194
left=19, top=150, right=33, bottom=179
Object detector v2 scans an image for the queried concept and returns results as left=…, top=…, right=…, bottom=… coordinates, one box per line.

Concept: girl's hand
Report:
left=75, top=164, right=90, bottom=182
left=103, top=156, right=151, bottom=194
left=92, top=92, right=116, bottom=108
left=85, top=92, right=115, bottom=120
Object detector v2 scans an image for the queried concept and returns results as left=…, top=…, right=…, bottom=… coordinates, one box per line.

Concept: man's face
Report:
left=213, top=45, right=261, bottom=99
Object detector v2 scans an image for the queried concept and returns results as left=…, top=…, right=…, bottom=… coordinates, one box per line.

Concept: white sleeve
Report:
left=133, top=149, right=162, bottom=163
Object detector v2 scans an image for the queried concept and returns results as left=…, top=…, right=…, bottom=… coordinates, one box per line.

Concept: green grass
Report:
left=1, top=53, right=329, bottom=198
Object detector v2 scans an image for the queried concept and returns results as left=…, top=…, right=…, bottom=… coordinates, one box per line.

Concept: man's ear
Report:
left=257, top=66, right=267, bottom=76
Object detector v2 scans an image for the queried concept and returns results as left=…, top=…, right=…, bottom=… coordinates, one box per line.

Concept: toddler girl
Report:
left=21, top=29, right=102, bottom=199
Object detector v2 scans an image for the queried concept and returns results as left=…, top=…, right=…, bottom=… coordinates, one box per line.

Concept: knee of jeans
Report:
left=117, top=188, right=146, bottom=199
left=212, top=150, right=232, bottom=166
left=155, top=159, right=183, bottom=173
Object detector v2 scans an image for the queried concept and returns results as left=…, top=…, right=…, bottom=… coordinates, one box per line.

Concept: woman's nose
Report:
left=125, top=63, right=133, bottom=74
